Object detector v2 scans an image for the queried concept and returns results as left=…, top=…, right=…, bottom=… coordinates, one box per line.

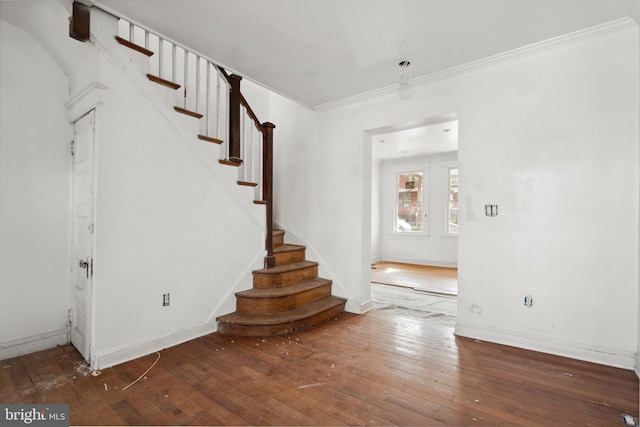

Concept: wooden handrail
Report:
left=240, top=93, right=264, bottom=134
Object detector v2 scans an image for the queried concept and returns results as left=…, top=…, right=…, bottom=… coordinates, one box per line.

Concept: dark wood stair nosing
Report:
left=174, top=106, right=203, bottom=119
left=219, top=159, right=242, bottom=167
left=253, top=260, right=318, bottom=276
left=199, top=134, right=223, bottom=144
left=147, top=74, right=181, bottom=90
left=217, top=296, right=347, bottom=327
left=115, top=36, right=154, bottom=57
left=236, top=278, right=333, bottom=299
left=273, top=244, right=306, bottom=254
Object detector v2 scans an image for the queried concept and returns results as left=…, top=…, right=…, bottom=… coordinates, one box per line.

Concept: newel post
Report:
left=228, top=74, right=243, bottom=164
left=263, top=122, right=276, bottom=268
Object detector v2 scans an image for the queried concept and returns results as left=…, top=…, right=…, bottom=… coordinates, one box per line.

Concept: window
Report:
left=395, top=171, right=423, bottom=232
left=447, top=167, right=458, bottom=234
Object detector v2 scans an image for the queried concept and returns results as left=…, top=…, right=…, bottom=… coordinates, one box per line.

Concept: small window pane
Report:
left=448, top=167, right=458, bottom=234
left=396, top=172, right=423, bottom=232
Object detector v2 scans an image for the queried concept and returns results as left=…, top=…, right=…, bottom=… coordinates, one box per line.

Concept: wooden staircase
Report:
left=216, top=229, right=346, bottom=336
left=110, top=28, right=346, bottom=337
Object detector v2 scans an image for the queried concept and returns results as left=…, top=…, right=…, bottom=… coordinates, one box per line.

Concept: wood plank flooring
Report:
left=371, top=262, right=458, bottom=296
left=0, top=308, right=637, bottom=426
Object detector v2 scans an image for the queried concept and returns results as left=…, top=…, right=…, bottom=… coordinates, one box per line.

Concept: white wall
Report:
left=378, top=153, right=458, bottom=267
left=0, top=20, right=72, bottom=359
left=455, top=24, right=638, bottom=369
left=272, top=22, right=639, bottom=368
left=371, top=159, right=382, bottom=261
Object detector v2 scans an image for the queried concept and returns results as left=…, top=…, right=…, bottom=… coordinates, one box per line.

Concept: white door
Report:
left=70, top=110, right=95, bottom=362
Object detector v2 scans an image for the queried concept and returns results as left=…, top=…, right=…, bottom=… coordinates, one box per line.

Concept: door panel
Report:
left=70, top=110, right=95, bottom=362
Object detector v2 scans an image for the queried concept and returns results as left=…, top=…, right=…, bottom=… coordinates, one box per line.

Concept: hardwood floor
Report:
left=371, top=261, right=458, bottom=296
left=1, top=309, right=637, bottom=426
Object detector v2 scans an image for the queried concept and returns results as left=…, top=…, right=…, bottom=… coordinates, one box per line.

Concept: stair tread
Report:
left=254, top=260, right=317, bottom=275
left=115, top=36, right=154, bottom=57
left=237, top=278, right=332, bottom=299
left=174, top=106, right=203, bottom=119
left=147, top=74, right=180, bottom=90
left=198, top=134, right=223, bottom=144
left=217, top=296, right=346, bottom=326
left=273, top=244, right=305, bottom=254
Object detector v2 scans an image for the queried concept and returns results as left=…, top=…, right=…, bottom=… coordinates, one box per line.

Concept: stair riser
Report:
left=253, top=265, right=318, bottom=288
left=236, top=284, right=331, bottom=314
left=274, top=249, right=306, bottom=266
left=217, top=301, right=346, bottom=337
left=273, top=233, right=284, bottom=249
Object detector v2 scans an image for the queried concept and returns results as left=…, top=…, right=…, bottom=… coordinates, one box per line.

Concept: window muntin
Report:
left=395, top=172, right=423, bottom=232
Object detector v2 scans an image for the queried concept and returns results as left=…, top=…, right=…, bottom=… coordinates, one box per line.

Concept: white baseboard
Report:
left=0, top=328, right=68, bottom=361
left=360, top=300, right=374, bottom=314
left=455, top=322, right=636, bottom=370
left=379, top=257, right=457, bottom=269
left=92, top=323, right=217, bottom=370
left=635, top=352, right=639, bottom=378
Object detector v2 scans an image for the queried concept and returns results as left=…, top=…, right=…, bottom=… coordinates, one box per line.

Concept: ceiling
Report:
left=373, top=120, right=458, bottom=161
left=97, top=0, right=637, bottom=109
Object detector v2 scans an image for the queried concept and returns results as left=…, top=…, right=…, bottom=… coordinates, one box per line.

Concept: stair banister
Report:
left=91, top=2, right=277, bottom=268
left=262, top=122, right=276, bottom=268
left=217, top=67, right=276, bottom=268
left=228, top=74, right=243, bottom=164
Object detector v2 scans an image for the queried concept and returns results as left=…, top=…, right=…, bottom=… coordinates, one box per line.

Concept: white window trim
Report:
left=444, top=165, right=459, bottom=237
left=393, top=169, right=428, bottom=236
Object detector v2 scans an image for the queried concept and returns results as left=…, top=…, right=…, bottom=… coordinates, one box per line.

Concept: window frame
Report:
left=446, top=166, right=459, bottom=236
left=393, top=170, right=427, bottom=235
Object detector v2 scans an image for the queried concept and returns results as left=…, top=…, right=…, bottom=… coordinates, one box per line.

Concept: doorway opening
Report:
left=367, top=115, right=458, bottom=314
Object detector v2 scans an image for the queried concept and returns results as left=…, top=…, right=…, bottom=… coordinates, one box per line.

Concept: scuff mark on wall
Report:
left=467, top=303, right=483, bottom=315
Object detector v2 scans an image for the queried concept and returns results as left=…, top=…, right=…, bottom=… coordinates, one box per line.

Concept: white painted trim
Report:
left=92, top=323, right=216, bottom=369
left=455, top=322, right=636, bottom=370
left=314, top=18, right=637, bottom=112
left=0, top=328, right=68, bottom=361
left=635, top=352, right=639, bottom=378
left=360, top=300, right=374, bottom=314
left=66, top=82, right=107, bottom=110
left=379, top=257, right=457, bottom=269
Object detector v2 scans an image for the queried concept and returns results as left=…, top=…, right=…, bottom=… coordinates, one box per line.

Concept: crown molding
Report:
left=314, top=17, right=637, bottom=112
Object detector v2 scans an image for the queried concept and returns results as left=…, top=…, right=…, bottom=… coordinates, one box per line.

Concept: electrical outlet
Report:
left=163, top=293, right=170, bottom=306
